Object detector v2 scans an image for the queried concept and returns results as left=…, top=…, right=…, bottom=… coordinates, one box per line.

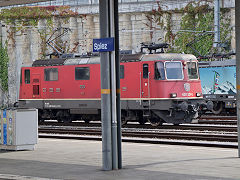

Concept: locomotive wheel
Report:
left=212, top=102, right=223, bottom=115
left=58, top=117, right=72, bottom=123
left=148, top=118, right=162, bottom=127
left=39, top=118, right=45, bottom=123
left=121, top=118, right=128, bottom=125
left=84, top=120, right=90, bottom=123
left=57, top=119, right=64, bottom=123
left=138, top=117, right=146, bottom=125
left=64, top=117, right=72, bottom=123
left=139, top=119, right=146, bottom=125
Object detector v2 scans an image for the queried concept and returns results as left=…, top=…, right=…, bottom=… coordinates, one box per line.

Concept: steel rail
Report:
left=39, top=122, right=237, bottom=132
left=38, top=128, right=237, bottom=142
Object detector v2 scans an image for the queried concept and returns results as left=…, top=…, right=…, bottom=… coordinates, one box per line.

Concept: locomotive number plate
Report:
left=182, top=93, right=193, bottom=97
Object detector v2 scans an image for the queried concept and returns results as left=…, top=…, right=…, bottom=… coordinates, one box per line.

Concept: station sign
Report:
left=93, top=37, right=114, bottom=52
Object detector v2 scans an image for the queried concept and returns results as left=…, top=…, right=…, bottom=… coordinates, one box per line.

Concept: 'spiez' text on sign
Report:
left=93, top=37, right=114, bottom=52
left=94, top=42, right=107, bottom=51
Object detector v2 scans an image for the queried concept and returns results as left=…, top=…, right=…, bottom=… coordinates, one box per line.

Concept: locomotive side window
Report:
left=187, top=62, right=199, bottom=79
left=75, top=67, right=90, bottom=80
left=20, top=70, right=22, bottom=84
left=44, top=68, right=58, bottom=81
left=165, top=62, right=183, bottom=80
left=24, top=69, right=30, bottom=84
left=143, top=64, right=149, bottom=79
left=33, top=85, right=39, bottom=95
left=155, top=62, right=165, bottom=80
left=120, top=65, right=124, bottom=79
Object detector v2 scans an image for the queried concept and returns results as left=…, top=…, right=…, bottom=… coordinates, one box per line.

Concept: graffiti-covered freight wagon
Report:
left=199, top=59, right=236, bottom=114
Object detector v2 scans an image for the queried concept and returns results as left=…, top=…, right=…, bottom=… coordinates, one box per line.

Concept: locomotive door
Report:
left=32, top=74, right=41, bottom=98
left=141, top=63, right=150, bottom=99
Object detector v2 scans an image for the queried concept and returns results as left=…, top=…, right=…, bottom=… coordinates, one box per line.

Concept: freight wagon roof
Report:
left=199, top=59, right=236, bottom=68
left=23, top=53, right=197, bottom=67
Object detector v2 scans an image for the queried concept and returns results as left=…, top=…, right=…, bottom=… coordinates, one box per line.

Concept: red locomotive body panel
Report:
left=136, top=61, right=202, bottom=99
left=20, top=64, right=101, bottom=100
left=19, top=53, right=211, bottom=125
left=120, top=61, right=141, bottom=99
left=20, top=61, right=202, bottom=100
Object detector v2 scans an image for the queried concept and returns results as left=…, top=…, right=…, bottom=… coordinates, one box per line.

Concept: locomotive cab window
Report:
left=143, top=64, right=149, bottom=79
left=24, top=69, right=30, bottom=84
left=75, top=67, right=90, bottom=80
left=120, top=65, right=124, bottom=79
left=44, top=68, right=58, bottom=81
left=165, top=62, right=183, bottom=80
left=155, top=62, right=165, bottom=80
left=187, top=62, right=199, bottom=79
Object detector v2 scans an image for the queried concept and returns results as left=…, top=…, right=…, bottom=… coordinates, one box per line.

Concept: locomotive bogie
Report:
left=20, top=98, right=203, bottom=124
left=19, top=53, right=209, bottom=125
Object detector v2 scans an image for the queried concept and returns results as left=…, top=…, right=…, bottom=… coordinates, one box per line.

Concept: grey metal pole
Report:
left=109, top=0, right=119, bottom=170
left=235, top=0, right=240, bottom=157
left=114, top=0, right=122, bottom=169
left=214, top=0, right=221, bottom=47
left=99, top=0, right=113, bottom=170
left=0, top=22, right=3, bottom=106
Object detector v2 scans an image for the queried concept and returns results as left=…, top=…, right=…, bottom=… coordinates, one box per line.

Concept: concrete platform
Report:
left=0, top=138, right=240, bottom=180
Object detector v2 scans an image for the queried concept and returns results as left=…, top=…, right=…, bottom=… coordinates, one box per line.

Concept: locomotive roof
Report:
left=141, top=53, right=197, bottom=61
left=28, top=53, right=197, bottom=67
left=32, top=58, right=67, bottom=67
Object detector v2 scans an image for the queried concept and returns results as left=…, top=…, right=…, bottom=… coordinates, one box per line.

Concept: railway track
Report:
left=39, top=127, right=237, bottom=142
left=198, top=115, right=237, bottom=125
left=38, top=115, right=238, bottom=148
left=39, top=124, right=238, bottom=149
left=39, top=122, right=237, bottom=132
left=199, top=115, right=237, bottom=120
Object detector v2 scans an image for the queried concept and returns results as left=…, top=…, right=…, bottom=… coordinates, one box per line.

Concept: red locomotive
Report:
left=18, top=49, right=212, bottom=126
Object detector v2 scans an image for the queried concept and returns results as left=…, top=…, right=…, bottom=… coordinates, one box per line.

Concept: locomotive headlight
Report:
left=171, top=93, right=177, bottom=98
left=196, top=92, right=202, bottom=97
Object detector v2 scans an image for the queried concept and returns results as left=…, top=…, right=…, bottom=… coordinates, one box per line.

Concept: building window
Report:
left=44, top=68, right=58, bottom=81
left=75, top=67, right=90, bottom=80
